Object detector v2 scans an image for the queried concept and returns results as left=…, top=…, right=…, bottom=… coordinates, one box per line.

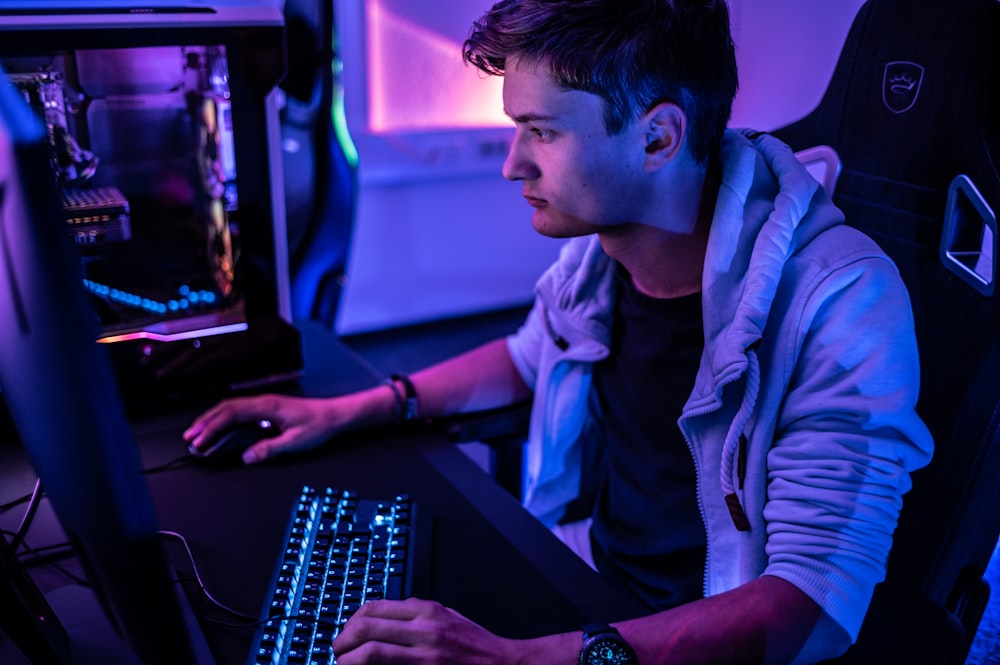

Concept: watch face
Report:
left=583, top=637, right=634, bottom=665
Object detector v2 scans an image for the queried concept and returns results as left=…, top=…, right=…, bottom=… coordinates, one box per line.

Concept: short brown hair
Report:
left=463, top=0, right=738, bottom=165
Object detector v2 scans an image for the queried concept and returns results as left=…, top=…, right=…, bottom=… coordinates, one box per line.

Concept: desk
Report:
left=0, top=323, right=645, bottom=664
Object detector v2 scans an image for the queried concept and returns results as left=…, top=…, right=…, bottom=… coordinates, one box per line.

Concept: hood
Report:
left=699, top=129, right=845, bottom=387
left=696, top=129, right=847, bottom=531
left=529, top=129, right=843, bottom=367
left=533, top=234, right=617, bottom=352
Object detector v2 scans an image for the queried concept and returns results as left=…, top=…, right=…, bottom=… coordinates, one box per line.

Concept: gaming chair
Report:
left=281, top=0, right=357, bottom=329
left=770, top=0, right=1000, bottom=662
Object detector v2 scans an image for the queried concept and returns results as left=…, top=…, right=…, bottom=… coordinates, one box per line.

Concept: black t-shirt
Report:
left=590, top=265, right=706, bottom=611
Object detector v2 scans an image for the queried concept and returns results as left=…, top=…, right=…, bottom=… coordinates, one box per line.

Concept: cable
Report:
left=154, top=531, right=349, bottom=632
left=142, top=454, right=197, bottom=475
left=6, top=533, right=75, bottom=560
left=0, top=491, right=31, bottom=515
left=0, top=453, right=188, bottom=563
left=1, top=449, right=192, bottom=519
left=1, top=529, right=88, bottom=585
left=156, top=529, right=258, bottom=624
left=8, top=477, right=42, bottom=553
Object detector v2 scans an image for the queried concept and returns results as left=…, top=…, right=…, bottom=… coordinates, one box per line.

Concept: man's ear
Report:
left=642, top=102, right=686, bottom=171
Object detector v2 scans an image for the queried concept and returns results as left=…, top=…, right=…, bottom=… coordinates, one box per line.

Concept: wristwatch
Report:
left=579, top=623, right=637, bottom=665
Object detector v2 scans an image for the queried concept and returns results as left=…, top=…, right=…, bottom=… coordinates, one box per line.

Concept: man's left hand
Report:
left=332, top=597, right=515, bottom=665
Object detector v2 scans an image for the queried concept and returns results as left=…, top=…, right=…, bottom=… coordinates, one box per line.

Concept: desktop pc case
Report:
left=0, top=1, right=303, bottom=407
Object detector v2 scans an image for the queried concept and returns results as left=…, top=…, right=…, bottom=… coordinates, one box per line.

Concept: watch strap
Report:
left=581, top=622, right=616, bottom=637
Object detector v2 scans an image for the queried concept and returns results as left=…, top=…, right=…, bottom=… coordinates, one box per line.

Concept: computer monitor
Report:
left=0, top=58, right=212, bottom=663
left=0, top=2, right=302, bottom=408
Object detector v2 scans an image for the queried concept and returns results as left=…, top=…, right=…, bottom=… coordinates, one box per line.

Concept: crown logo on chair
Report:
left=888, top=73, right=917, bottom=94
left=883, top=61, right=925, bottom=114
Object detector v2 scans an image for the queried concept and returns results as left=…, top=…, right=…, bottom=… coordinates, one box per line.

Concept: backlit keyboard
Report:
left=247, top=486, right=418, bottom=665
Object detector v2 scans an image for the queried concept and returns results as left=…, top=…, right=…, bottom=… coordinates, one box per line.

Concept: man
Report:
left=185, top=1, right=933, bottom=662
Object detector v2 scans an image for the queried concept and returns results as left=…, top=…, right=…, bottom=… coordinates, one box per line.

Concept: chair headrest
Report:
left=775, top=0, right=1000, bottom=193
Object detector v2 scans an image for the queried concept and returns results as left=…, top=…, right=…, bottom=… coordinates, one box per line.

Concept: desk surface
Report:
left=0, top=322, right=645, bottom=664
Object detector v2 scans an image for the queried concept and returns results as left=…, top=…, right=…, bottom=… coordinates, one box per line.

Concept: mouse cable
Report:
left=143, top=454, right=198, bottom=475
left=1, top=451, right=195, bottom=520
left=156, top=529, right=259, bottom=625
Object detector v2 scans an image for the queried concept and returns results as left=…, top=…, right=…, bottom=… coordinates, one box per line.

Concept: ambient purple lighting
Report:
left=365, top=0, right=507, bottom=133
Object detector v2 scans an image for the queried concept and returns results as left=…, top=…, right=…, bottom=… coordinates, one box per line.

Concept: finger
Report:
left=184, top=398, right=269, bottom=447
left=334, top=614, right=421, bottom=659
left=185, top=414, right=244, bottom=449
left=333, top=599, right=445, bottom=655
left=241, top=431, right=296, bottom=464
left=352, top=598, right=431, bottom=621
left=183, top=411, right=232, bottom=448
left=182, top=407, right=218, bottom=443
left=335, top=638, right=428, bottom=665
left=184, top=400, right=242, bottom=442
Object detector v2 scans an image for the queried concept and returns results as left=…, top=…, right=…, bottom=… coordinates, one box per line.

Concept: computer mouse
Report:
left=187, top=419, right=277, bottom=467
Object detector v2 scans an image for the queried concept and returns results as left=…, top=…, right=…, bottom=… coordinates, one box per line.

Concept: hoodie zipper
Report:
left=678, top=387, right=731, bottom=599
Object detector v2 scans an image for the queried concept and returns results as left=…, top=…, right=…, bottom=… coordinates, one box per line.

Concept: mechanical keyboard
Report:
left=247, top=485, right=419, bottom=665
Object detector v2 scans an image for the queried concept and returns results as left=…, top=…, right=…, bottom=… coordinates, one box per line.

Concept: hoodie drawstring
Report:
left=721, top=342, right=761, bottom=532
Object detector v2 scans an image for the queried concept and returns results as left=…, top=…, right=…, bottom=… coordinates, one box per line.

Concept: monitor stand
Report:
left=0, top=530, right=71, bottom=664
left=0, top=534, right=215, bottom=665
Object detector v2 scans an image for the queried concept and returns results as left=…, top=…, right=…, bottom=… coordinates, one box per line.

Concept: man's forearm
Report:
left=509, top=575, right=824, bottom=665
left=407, top=338, right=533, bottom=419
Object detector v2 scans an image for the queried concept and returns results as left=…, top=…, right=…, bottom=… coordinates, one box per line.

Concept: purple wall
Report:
left=333, top=0, right=867, bottom=334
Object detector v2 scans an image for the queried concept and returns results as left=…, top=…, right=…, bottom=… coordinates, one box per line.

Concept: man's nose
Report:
left=501, top=137, right=539, bottom=181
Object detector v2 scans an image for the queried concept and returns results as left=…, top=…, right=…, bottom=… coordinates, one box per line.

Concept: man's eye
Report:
left=531, top=127, right=552, bottom=140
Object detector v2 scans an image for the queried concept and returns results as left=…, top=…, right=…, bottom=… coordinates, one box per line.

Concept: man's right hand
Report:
left=182, top=392, right=371, bottom=464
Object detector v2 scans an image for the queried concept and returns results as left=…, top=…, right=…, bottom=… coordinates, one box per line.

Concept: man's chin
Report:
left=530, top=211, right=601, bottom=239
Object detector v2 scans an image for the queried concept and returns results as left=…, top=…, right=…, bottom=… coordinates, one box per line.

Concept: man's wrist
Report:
left=385, top=372, right=421, bottom=425
left=579, top=623, right=637, bottom=665
left=504, top=631, right=583, bottom=665
left=333, top=384, right=401, bottom=432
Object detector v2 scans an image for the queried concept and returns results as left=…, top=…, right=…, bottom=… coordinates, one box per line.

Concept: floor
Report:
left=341, top=304, right=1000, bottom=665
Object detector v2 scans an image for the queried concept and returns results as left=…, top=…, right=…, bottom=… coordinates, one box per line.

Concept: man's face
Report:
left=501, top=60, right=646, bottom=238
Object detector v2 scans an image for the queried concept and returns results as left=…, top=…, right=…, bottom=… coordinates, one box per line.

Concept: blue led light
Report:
left=83, top=279, right=219, bottom=316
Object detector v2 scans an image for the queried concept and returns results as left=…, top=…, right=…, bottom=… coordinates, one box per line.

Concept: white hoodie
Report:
left=505, top=129, right=933, bottom=656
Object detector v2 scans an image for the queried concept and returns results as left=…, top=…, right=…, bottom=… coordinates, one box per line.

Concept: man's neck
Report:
left=599, top=160, right=720, bottom=300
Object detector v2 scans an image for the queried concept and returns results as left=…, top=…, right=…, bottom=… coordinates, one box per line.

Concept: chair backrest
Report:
left=772, top=0, right=1000, bottom=661
left=281, top=0, right=357, bottom=329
